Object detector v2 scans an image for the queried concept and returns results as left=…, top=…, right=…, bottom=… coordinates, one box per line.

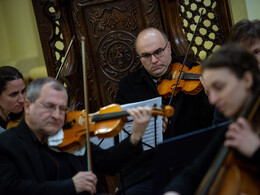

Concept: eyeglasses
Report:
left=138, top=43, right=168, bottom=61
left=35, top=102, right=68, bottom=114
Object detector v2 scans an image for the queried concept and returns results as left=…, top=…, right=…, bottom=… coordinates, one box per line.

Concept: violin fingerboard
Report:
left=181, top=72, right=201, bottom=80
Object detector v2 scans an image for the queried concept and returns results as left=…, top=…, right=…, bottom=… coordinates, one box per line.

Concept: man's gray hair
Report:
left=26, top=77, right=67, bottom=103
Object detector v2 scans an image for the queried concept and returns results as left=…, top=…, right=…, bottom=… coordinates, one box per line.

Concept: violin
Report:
left=157, top=62, right=203, bottom=98
left=6, top=112, right=24, bottom=130
left=6, top=119, right=22, bottom=129
left=57, top=104, right=174, bottom=152
left=157, top=9, right=205, bottom=104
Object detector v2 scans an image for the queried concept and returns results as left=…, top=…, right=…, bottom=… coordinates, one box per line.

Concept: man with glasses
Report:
left=0, top=77, right=153, bottom=194
left=115, top=28, right=214, bottom=194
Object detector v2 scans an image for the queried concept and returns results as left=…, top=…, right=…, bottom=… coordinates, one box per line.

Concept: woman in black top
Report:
left=163, top=43, right=260, bottom=195
left=0, top=66, right=25, bottom=133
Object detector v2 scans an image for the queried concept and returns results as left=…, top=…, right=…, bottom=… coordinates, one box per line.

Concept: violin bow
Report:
left=55, top=35, right=75, bottom=80
left=81, top=37, right=92, bottom=171
left=168, top=8, right=205, bottom=105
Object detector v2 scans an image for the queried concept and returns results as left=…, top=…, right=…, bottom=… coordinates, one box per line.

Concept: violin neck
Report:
left=91, top=106, right=174, bottom=123
left=181, top=72, right=201, bottom=80
left=91, top=111, right=128, bottom=122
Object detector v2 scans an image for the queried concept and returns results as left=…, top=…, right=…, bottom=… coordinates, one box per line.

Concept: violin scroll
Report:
left=152, top=105, right=174, bottom=117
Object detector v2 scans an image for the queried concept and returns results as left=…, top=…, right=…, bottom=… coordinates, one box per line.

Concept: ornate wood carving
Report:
left=32, top=0, right=165, bottom=112
left=77, top=0, right=165, bottom=110
left=32, top=0, right=84, bottom=110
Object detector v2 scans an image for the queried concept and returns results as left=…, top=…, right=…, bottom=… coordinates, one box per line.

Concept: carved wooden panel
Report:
left=75, top=0, right=164, bottom=110
left=32, top=0, right=84, bottom=110
left=32, top=0, right=165, bottom=112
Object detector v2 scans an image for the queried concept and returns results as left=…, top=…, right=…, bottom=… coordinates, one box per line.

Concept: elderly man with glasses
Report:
left=0, top=77, right=154, bottom=195
left=115, top=27, right=214, bottom=195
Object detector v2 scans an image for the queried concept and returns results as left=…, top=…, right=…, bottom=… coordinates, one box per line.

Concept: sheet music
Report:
left=91, top=97, right=163, bottom=151
left=119, top=97, right=163, bottom=151
left=91, top=137, right=114, bottom=149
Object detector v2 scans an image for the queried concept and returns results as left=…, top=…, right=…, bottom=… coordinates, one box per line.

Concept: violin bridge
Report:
left=172, top=71, right=178, bottom=80
left=78, top=115, right=84, bottom=126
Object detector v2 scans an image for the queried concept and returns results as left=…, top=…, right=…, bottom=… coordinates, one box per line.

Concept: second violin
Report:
left=157, top=62, right=203, bottom=98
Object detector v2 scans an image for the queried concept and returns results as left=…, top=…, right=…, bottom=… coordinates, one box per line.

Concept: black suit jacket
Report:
left=0, top=120, right=143, bottom=195
left=115, top=66, right=214, bottom=190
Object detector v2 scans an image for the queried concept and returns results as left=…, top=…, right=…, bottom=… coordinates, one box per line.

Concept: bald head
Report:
left=135, top=28, right=172, bottom=77
left=136, top=28, right=168, bottom=55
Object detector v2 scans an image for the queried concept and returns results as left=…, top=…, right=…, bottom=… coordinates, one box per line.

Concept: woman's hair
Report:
left=202, top=43, right=260, bottom=93
left=228, top=19, right=260, bottom=47
left=0, top=66, right=24, bottom=94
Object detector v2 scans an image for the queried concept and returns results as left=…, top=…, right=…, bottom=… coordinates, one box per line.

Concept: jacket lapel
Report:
left=139, top=68, right=159, bottom=95
left=16, top=120, right=46, bottom=182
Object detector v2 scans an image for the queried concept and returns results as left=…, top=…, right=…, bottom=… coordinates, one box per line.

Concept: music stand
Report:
left=153, top=121, right=230, bottom=195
